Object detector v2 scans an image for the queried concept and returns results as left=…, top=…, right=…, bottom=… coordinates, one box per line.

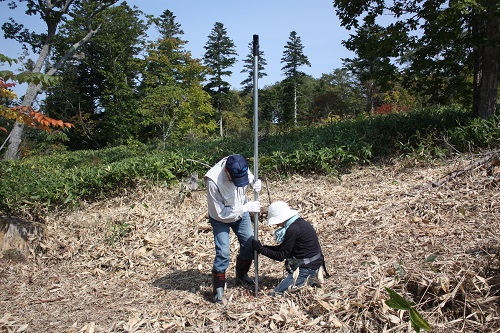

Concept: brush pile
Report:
left=1, top=152, right=499, bottom=332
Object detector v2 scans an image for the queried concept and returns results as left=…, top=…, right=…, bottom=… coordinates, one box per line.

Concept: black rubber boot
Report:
left=235, top=257, right=255, bottom=286
left=212, top=270, right=225, bottom=303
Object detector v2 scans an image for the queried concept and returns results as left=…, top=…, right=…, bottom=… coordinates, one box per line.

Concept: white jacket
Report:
left=205, top=156, right=255, bottom=223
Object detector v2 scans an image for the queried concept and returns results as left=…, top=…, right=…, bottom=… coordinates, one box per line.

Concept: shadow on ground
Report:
left=152, top=269, right=208, bottom=291
left=152, top=269, right=283, bottom=301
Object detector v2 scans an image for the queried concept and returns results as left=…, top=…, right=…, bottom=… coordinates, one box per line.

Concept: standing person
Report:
left=252, top=201, right=327, bottom=296
left=205, top=154, right=262, bottom=303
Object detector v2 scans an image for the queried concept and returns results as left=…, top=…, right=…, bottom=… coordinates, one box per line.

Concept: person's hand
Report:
left=252, top=179, right=262, bottom=192
left=252, top=238, right=263, bottom=253
left=243, top=201, right=261, bottom=213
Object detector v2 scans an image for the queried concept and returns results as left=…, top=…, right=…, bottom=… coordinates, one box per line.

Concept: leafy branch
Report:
left=385, top=287, right=431, bottom=332
left=0, top=54, right=73, bottom=135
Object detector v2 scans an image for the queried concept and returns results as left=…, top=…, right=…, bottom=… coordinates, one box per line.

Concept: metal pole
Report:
left=252, top=34, right=259, bottom=298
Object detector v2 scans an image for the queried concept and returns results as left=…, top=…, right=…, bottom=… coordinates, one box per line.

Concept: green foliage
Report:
left=446, top=115, right=500, bottom=151
left=332, top=0, right=498, bottom=118
left=222, top=91, right=252, bottom=139
left=153, top=10, right=184, bottom=38
left=397, top=129, right=449, bottom=161
left=1, top=105, right=498, bottom=218
left=0, top=70, right=61, bottom=88
left=240, top=41, right=268, bottom=93
left=281, top=31, right=311, bottom=79
left=23, top=128, right=70, bottom=156
left=385, top=287, right=432, bottom=332
left=280, top=31, right=311, bottom=125
left=0, top=54, right=17, bottom=66
left=45, top=3, right=147, bottom=149
left=0, top=146, right=189, bottom=217
left=139, top=84, right=215, bottom=145
left=106, top=220, right=131, bottom=245
left=396, top=110, right=499, bottom=160
left=201, top=22, right=239, bottom=137
left=314, top=68, right=365, bottom=119
left=203, top=22, right=237, bottom=108
left=342, top=21, right=399, bottom=112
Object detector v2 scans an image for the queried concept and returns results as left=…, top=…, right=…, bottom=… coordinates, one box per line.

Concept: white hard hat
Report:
left=267, top=201, right=298, bottom=226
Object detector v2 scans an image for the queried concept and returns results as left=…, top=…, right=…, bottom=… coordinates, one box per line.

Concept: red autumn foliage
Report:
left=1, top=77, right=73, bottom=133
left=373, top=104, right=394, bottom=115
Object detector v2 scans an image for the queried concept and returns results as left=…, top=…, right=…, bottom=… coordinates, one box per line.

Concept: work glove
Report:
left=242, top=201, right=261, bottom=213
left=252, top=179, right=262, bottom=192
left=252, top=238, right=263, bottom=253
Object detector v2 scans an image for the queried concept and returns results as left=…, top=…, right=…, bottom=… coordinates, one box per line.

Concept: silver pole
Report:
left=252, top=34, right=259, bottom=297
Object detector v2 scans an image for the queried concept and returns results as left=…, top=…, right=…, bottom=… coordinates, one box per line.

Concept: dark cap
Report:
left=225, top=154, right=249, bottom=187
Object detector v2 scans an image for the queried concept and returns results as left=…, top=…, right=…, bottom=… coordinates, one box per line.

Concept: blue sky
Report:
left=1, top=0, right=354, bottom=93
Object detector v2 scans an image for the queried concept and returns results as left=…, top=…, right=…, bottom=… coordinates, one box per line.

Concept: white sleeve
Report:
left=206, top=179, right=242, bottom=222
left=248, top=169, right=255, bottom=184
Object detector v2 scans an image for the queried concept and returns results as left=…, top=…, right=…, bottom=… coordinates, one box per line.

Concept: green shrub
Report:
left=1, top=105, right=497, bottom=218
left=446, top=115, right=499, bottom=151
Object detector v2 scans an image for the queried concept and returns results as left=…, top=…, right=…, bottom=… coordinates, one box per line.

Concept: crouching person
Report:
left=252, top=201, right=328, bottom=296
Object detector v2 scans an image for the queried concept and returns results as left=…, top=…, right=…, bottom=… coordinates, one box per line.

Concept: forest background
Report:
left=0, top=1, right=499, bottom=332
left=0, top=0, right=498, bottom=216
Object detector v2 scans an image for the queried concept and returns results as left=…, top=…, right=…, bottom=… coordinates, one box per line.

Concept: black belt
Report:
left=298, top=252, right=322, bottom=265
left=286, top=253, right=330, bottom=277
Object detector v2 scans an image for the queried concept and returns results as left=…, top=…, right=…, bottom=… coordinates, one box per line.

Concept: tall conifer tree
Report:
left=240, top=41, right=268, bottom=93
left=203, top=22, right=238, bottom=136
left=155, top=9, right=184, bottom=38
left=281, top=31, right=311, bottom=125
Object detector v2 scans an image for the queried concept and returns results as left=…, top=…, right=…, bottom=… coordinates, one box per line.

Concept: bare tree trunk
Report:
left=293, top=81, right=297, bottom=126
left=368, top=81, right=375, bottom=114
left=3, top=57, right=47, bottom=160
left=472, top=0, right=499, bottom=119
left=2, top=0, right=116, bottom=160
left=3, top=123, right=25, bottom=160
left=0, top=216, right=43, bottom=256
left=219, top=109, right=223, bottom=137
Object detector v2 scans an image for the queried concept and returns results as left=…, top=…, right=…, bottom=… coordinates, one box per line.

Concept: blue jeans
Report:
left=272, top=267, right=317, bottom=296
left=210, top=212, right=254, bottom=273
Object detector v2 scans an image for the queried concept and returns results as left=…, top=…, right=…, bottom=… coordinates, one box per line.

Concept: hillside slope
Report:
left=1, top=154, right=499, bottom=332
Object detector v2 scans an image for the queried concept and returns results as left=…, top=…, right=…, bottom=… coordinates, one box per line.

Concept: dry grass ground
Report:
left=1, top=153, right=499, bottom=332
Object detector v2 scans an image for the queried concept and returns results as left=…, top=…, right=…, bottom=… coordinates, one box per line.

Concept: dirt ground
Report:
left=1, top=153, right=499, bottom=333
